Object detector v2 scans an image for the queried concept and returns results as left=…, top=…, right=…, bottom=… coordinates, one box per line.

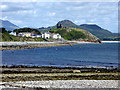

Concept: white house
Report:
left=9, top=32, right=17, bottom=36
left=42, top=32, right=62, bottom=39
left=42, top=32, right=51, bottom=39
left=52, top=33, right=62, bottom=39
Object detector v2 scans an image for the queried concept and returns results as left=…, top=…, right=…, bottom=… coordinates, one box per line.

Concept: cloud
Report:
left=0, top=2, right=118, bottom=32
left=0, top=5, right=8, bottom=10
left=0, top=2, right=34, bottom=12
left=48, top=12, right=56, bottom=16
left=1, top=16, right=8, bottom=20
left=74, top=20, right=86, bottom=24
left=0, top=0, right=119, bottom=2
left=10, top=19, right=23, bottom=25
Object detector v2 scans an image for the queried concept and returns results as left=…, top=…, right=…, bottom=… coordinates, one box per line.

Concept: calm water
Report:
left=2, top=43, right=119, bottom=67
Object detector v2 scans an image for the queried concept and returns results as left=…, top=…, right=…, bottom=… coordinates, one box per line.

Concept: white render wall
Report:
left=42, top=32, right=62, bottom=39
left=52, top=34, right=61, bottom=39
left=45, top=33, right=50, bottom=39
left=42, top=32, right=50, bottom=39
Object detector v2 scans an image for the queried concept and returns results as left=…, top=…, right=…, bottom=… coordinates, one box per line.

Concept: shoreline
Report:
left=0, top=41, right=97, bottom=50
left=102, top=41, right=120, bottom=43
left=1, top=41, right=72, bottom=50
left=1, top=64, right=118, bottom=69
left=1, top=41, right=97, bottom=46
left=1, top=40, right=119, bottom=50
left=1, top=40, right=119, bottom=46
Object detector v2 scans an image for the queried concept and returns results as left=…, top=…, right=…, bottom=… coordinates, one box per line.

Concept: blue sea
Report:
left=2, top=43, right=119, bottom=68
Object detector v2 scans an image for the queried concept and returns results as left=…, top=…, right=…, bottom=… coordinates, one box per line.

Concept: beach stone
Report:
left=1, top=80, right=119, bottom=88
left=73, top=70, right=81, bottom=73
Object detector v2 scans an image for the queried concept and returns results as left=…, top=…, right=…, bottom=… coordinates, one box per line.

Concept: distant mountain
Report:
left=0, top=19, right=19, bottom=31
left=79, top=24, right=114, bottom=40
left=80, top=24, right=102, bottom=30
left=39, top=20, right=118, bottom=40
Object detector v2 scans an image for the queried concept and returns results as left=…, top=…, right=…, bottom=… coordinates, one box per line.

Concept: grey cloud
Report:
left=1, top=2, right=35, bottom=12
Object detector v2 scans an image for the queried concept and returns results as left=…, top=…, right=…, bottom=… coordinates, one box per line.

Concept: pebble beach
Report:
left=1, top=80, right=119, bottom=89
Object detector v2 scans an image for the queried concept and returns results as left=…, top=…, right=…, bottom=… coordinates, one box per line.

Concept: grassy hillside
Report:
left=49, top=28, right=98, bottom=41
left=1, top=32, right=18, bottom=41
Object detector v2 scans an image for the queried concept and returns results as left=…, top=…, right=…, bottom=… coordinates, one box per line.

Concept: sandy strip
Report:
left=1, top=80, right=119, bottom=88
left=102, top=41, right=120, bottom=43
left=0, top=41, right=119, bottom=46
left=0, top=41, right=58, bottom=46
left=0, top=41, right=96, bottom=46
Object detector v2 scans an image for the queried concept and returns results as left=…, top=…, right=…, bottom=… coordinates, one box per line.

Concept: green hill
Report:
left=49, top=28, right=99, bottom=41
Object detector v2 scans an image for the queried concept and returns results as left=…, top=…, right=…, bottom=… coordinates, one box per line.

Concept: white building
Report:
left=42, top=32, right=51, bottom=39
left=42, top=32, right=62, bottom=39
left=9, top=32, right=17, bottom=36
left=31, top=35, right=42, bottom=38
left=18, top=32, right=32, bottom=37
left=36, top=35, right=42, bottom=38
left=52, top=33, right=62, bottom=39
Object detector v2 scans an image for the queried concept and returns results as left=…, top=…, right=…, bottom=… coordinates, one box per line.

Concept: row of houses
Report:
left=9, top=32, right=62, bottom=39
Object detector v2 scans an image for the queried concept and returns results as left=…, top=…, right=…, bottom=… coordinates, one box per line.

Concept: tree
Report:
left=14, top=28, right=41, bottom=35
left=8, top=30, right=12, bottom=33
left=0, top=28, right=7, bottom=33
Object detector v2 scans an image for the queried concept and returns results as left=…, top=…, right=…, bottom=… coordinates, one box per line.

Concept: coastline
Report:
left=0, top=41, right=97, bottom=50
left=1, top=40, right=119, bottom=50
left=1, top=41, right=72, bottom=50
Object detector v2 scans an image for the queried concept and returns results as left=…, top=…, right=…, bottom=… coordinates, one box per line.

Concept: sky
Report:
left=0, top=1, right=118, bottom=33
